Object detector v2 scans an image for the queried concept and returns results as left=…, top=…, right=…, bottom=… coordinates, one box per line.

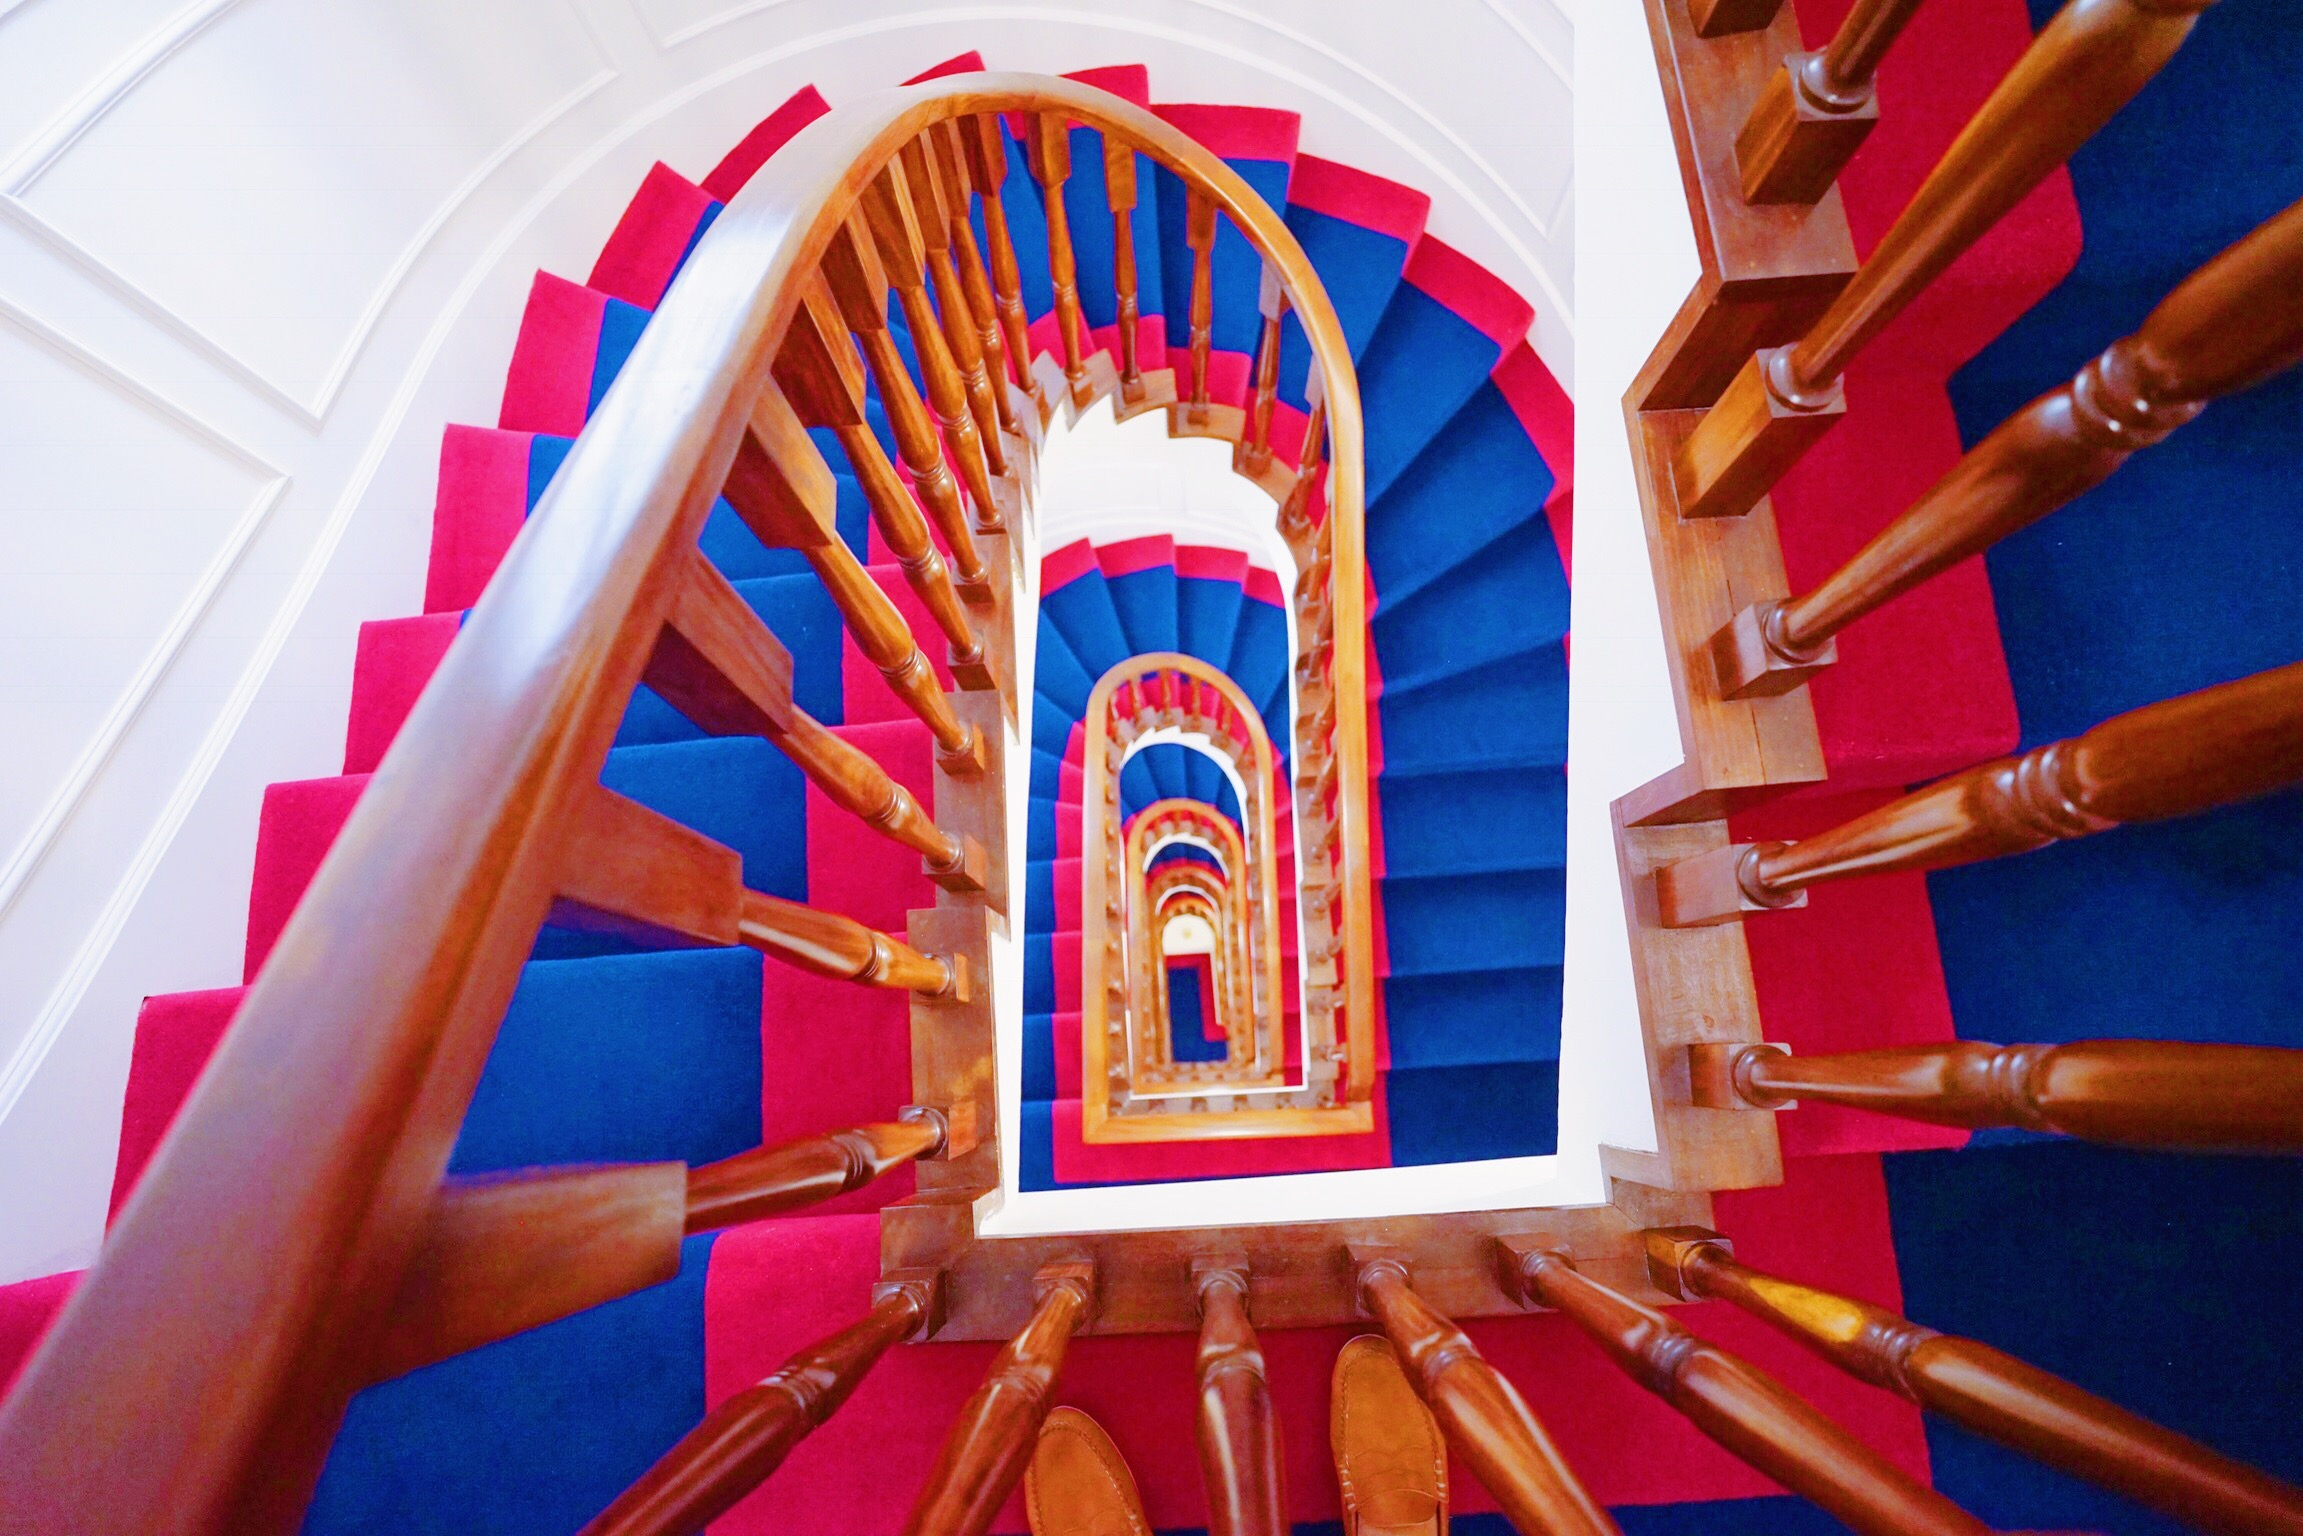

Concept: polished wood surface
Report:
left=1027, top=113, right=1090, bottom=392
left=961, top=113, right=1035, bottom=398
left=1354, top=1250, right=1620, bottom=1536
left=900, top=135, right=1008, bottom=476
left=1659, top=657, right=2303, bottom=923
left=1719, top=193, right=2303, bottom=693
left=1734, top=0, right=1923, bottom=204
left=901, top=1264, right=1094, bottom=1536
left=1676, top=0, right=2215, bottom=520
left=1104, top=134, right=1146, bottom=405
left=1692, top=1038, right=2303, bottom=1152
left=685, top=1107, right=964, bottom=1232
left=931, top=120, right=1018, bottom=437
left=739, top=889, right=962, bottom=996
left=1194, top=1262, right=1287, bottom=1536
left=1184, top=187, right=1218, bottom=424
left=644, top=549, right=797, bottom=740
left=578, top=1279, right=938, bottom=1536
left=1503, top=1244, right=1990, bottom=1536
left=1649, top=1231, right=2303, bottom=1536
left=1241, top=266, right=1285, bottom=475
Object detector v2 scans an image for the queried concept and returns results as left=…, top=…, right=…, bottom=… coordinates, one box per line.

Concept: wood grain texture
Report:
left=1194, top=1263, right=1288, bottom=1536
left=1185, top=188, right=1218, bottom=424
left=738, top=889, right=962, bottom=996
left=1735, top=0, right=1926, bottom=206
left=900, top=135, right=1008, bottom=475
left=1649, top=1233, right=2303, bottom=1536
left=684, top=1110, right=956, bottom=1231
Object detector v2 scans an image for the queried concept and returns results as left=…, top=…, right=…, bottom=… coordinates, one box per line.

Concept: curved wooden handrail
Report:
left=1645, top=1229, right=2303, bottom=1536
left=0, top=75, right=1369, bottom=1535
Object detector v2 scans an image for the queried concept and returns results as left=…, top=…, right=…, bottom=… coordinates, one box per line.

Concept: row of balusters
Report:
left=1128, top=801, right=1260, bottom=1083
left=568, top=1223, right=2303, bottom=1536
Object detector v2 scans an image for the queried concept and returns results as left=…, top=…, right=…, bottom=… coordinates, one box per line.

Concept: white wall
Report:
left=0, top=0, right=1582, bottom=1281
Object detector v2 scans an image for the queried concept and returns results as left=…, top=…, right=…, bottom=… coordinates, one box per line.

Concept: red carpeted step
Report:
left=702, top=85, right=832, bottom=203
left=244, top=774, right=371, bottom=981
left=589, top=162, right=717, bottom=311
left=808, top=719, right=938, bottom=930
left=110, top=987, right=244, bottom=1219
left=425, top=425, right=532, bottom=613
left=499, top=272, right=619, bottom=437
left=706, top=1152, right=1926, bottom=1530
left=344, top=613, right=459, bottom=774
left=840, top=565, right=962, bottom=727
left=0, top=1270, right=79, bottom=1401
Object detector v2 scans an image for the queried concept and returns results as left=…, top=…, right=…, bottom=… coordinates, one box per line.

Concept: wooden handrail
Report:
left=1498, top=1242, right=1990, bottom=1536
left=576, top=1274, right=943, bottom=1536
left=1027, top=114, right=1090, bottom=393
left=740, top=889, right=963, bottom=996
left=0, top=77, right=1369, bottom=1532
left=1105, top=135, right=1146, bottom=405
left=1735, top=0, right=1927, bottom=205
left=1194, top=1261, right=1287, bottom=1536
left=901, top=1263, right=1094, bottom=1536
left=1717, top=194, right=2303, bottom=698
left=899, top=135, right=1008, bottom=476
left=1354, top=1249, right=1618, bottom=1536
left=1686, top=1038, right=2303, bottom=1151
left=1657, top=658, right=2303, bottom=924
left=1645, top=1230, right=2303, bottom=1536
left=1674, top=0, right=2216, bottom=520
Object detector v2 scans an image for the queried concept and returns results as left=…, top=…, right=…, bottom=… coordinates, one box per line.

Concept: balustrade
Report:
left=1657, top=658, right=2303, bottom=924
left=1644, top=1229, right=2303, bottom=1536
left=930, top=120, right=1019, bottom=438
left=1674, top=0, right=2215, bottom=521
left=1497, top=1241, right=1990, bottom=1536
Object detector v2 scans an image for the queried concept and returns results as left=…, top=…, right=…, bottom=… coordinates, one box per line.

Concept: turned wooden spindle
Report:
left=1105, top=134, right=1146, bottom=405
left=1185, top=187, right=1219, bottom=425
left=931, top=119, right=1019, bottom=436
left=1027, top=113, right=1090, bottom=392
left=1499, top=1242, right=1990, bottom=1536
left=721, top=376, right=988, bottom=775
left=684, top=1106, right=972, bottom=1232
left=1194, top=1261, right=1287, bottom=1536
left=856, top=161, right=1001, bottom=524
left=898, top=135, right=1008, bottom=477
left=1674, top=0, right=2216, bottom=521
left=577, top=1274, right=943, bottom=1536
left=1657, top=658, right=2303, bottom=925
left=960, top=113, right=1036, bottom=395
left=739, top=890, right=963, bottom=997
left=1644, top=1229, right=2303, bottom=1536
left=1687, top=1038, right=2303, bottom=1151
left=1715, top=193, right=2303, bottom=698
left=1276, top=381, right=1325, bottom=549
left=820, top=212, right=994, bottom=557
left=770, top=705, right=984, bottom=890
left=902, top=1262, right=1095, bottom=1536
left=1736, top=0, right=1927, bottom=205
left=774, top=278, right=992, bottom=649
left=1353, top=1249, right=1619, bottom=1536
left=1242, top=266, right=1287, bottom=474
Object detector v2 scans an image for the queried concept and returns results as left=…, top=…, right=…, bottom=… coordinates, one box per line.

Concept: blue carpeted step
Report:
left=1149, top=106, right=1299, bottom=402
left=1378, top=766, right=1566, bottom=878
left=1275, top=156, right=1431, bottom=412
left=1380, top=868, right=1564, bottom=977
left=1353, top=241, right=1531, bottom=503
left=1177, top=548, right=1250, bottom=671
left=1121, top=745, right=1243, bottom=824
left=1365, top=380, right=1563, bottom=613
left=1384, top=1061, right=1559, bottom=1166
left=1383, top=967, right=1563, bottom=1070
left=1371, top=517, right=1571, bottom=696
left=1166, top=964, right=1226, bottom=1062
left=1376, top=646, right=1569, bottom=778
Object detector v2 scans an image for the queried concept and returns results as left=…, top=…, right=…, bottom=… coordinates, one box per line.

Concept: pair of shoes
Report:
left=1023, top=1336, right=1446, bottom=1536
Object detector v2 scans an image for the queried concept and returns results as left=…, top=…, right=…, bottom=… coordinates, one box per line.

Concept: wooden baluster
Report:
left=1352, top=1248, right=1619, bottom=1536
left=1688, top=0, right=1786, bottom=39
left=771, top=704, right=986, bottom=891
left=740, top=889, right=964, bottom=998
left=578, top=1274, right=944, bottom=1536
left=776, top=275, right=993, bottom=614
left=1642, top=1230, right=2303, bottom=1536
left=1657, top=658, right=2303, bottom=924
left=1185, top=188, right=1218, bottom=426
left=721, top=375, right=989, bottom=775
left=1105, top=134, right=1146, bottom=406
left=685, top=1106, right=972, bottom=1230
left=1275, top=381, right=1325, bottom=552
left=1714, top=193, right=2303, bottom=698
left=1241, top=266, right=1286, bottom=474
left=820, top=212, right=998, bottom=560
left=931, top=119, right=1019, bottom=437
left=856, top=161, right=1002, bottom=525
left=901, top=1262, right=1094, bottom=1536
left=1026, top=113, right=1090, bottom=396
left=961, top=113, right=1037, bottom=401
left=1685, top=1038, right=2303, bottom=1151
left=1737, top=0, right=1928, bottom=204
left=1193, top=1259, right=1287, bottom=1536
left=1496, top=1241, right=1991, bottom=1536
left=1673, top=0, right=2215, bottom=521
left=898, top=136, right=1008, bottom=478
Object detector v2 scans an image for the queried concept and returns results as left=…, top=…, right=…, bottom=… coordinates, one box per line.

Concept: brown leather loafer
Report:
left=1331, top=1334, right=1448, bottom=1536
left=1025, top=1406, right=1152, bottom=1536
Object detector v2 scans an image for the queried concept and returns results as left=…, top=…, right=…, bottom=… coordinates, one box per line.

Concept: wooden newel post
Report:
left=1656, top=657, right=2303, bottom=924
left=1644, top=1229, right=2303, bottom=1536
left=901, top=1261, right=1096, bottom=1536
left=1715, top=193, right=2303, bottom=699
left=1675, top=0, right=2216, bottom=522
left=1736, top=0, right=1926, bottom=205
left=1351, top=1245, right=1620, bottom=1536
left=577, top=1272, right=945, bottom=1536
left=1193, top=1259, right=1287, bottom=1536
left=1496, top=1240, right=1992, bottom=1536
left=1685, top=1038, right=2303, bottom=1152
